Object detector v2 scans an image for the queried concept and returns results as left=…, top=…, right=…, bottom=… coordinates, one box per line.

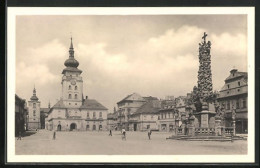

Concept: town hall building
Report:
left=46, top=38, right=108, bottom=131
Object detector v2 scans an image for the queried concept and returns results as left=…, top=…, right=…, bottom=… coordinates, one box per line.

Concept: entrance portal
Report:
left=134, top=124, right=137, bottom=131
left=57, top=124, right=61, bottom=131
left=70, top=123, right=77, bottom=131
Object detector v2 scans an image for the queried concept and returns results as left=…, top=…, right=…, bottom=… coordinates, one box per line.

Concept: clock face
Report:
left=70, top=80, right=76, bottom=85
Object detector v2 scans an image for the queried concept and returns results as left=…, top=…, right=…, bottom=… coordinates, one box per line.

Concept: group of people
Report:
left=108, top=128, right=152, bottom=140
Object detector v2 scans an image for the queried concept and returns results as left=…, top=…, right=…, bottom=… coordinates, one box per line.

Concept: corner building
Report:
left=46, top=38, right=108, bottom=131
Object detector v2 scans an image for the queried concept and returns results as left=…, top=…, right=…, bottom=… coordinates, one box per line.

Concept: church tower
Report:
left=61, top=38, right=83, bottom=108
left=28, top=86, right=41, bottom=129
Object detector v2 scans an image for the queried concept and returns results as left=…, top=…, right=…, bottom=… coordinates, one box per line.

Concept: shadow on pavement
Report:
left=21, top=131, right=37, bottom=137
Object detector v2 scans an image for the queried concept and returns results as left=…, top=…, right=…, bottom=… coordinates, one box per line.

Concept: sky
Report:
left=15, top=15, right=247, bottom=113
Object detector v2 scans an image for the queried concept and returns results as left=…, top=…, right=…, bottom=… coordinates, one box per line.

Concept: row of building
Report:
left=107, top=69, right=248, bottom=134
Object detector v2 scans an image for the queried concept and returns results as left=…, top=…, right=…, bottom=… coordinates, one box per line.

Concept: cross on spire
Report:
left=202, top=32, right=207, bottom=42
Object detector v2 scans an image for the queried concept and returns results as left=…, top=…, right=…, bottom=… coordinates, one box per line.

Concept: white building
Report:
left=46, top=38, right=108, bottom=131
left=27, top=87, right=41, bottom=130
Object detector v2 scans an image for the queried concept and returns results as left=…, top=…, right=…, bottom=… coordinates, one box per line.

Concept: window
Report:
left=238, top=81, right=241, bottom=86
left=69, top=85, right=71, bottom=90
left=33, top=103, right=36, bottom=108
left=227, top=84, right=230, bottom=89
left=161, top=113, right=163, bottom=119
left=75, top=86, right=77, bottom=90
left=87, top=112, right=89, bottom=118
left=243, top=98, right=247, bottom=108
left=33, top=110, right=36, bottom=116
left=93, top=112, right=96, bottom=118
left=164, top=113, right=166, bottom=119
left=227, top=101, right=230, bottom=110
left=68, top=94, right=72, bottom=99
left=75, top=94, right=78, bottom=99
left=168, top=113, right=170, bottom=118
left=99, top=112, right=102, bottom=118
left=236, top=99, right=240, bottom=109
left=151, top=115, right=154, bottom=119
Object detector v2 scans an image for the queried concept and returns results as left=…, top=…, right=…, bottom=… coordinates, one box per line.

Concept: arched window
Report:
left=75, top=94, right=78, bottom=99
left=33, top=103, right=36, bottom=108
left=69, top=85, right=71, bottom=90
left=33, top=110, right=36, bottom=116
left=75, top=86, right=77, bottom=90
left=93, top=112, right=96, bottom=118
left=68, top=94, right=72, bottom=99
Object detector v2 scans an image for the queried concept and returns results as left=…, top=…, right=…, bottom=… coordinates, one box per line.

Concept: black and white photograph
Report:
left=7, top=7, right=255, bottom=163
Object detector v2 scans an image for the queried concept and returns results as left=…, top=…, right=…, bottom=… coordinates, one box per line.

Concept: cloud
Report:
left=16, top=25, right=247, bottom=111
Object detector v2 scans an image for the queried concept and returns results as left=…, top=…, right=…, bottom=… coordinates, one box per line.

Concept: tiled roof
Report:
left=52, top=100, right=66, bottom=108
left=225, top=71, right=247, bottom=81
left=117, top=93, right=145, bottom=104
left=40, top=108, right=50, bottom=113
left=134, top=100, right=161, bottom=115
left=80, top=99, right=108, bottom=110
left=143, top=96, right=158, bottom=101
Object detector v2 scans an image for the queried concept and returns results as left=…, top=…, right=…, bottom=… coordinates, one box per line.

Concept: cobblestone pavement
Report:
left=15, top=130, right=247, bottom=155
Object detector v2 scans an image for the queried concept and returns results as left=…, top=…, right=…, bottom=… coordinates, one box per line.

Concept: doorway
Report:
left=57, top=124, right=61, bottom=131
left=134, top=123, right=137, bottom=131
left=70, top=123, right=77, bottom=131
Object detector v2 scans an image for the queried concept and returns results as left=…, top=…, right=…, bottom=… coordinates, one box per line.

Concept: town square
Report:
left=11, top=12, right=253, bottom=160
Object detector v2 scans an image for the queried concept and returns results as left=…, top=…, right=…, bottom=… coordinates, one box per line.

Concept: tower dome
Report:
left=64, top=37, right=79, bottom=68
left=30, top=86, right=39, bottom=101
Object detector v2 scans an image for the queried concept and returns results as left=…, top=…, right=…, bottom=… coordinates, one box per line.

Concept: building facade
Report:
left=116, top=93, right=146, bottom=130
left=15, top=94, right=27, bottom=136
left=46, top=38, right=108, bottom=131
left=217, top=69, right=248, bottom=134
left=27, top=87, right=41, bottom=130
left=129, top=99, right=160, bottom=131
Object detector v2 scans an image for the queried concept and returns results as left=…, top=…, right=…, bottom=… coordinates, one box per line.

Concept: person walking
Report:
left=148, top=129, right=152, bottom=140
left=53, top=130, right=56, bottom=140
left=17, top=131, right=22, bottom=140
left=122, top=128, right=126, bottom=140
left=109, top=129, right=112, bottom=136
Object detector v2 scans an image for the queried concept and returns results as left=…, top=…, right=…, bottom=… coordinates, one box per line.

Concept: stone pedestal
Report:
left=199, top=110, right=216, bottom=128
left=215, top=119, right=221, bottom=136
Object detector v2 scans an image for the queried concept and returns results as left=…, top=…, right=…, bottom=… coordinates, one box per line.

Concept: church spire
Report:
left=30, top=85, right=39, bottom=101
left=69, top=36, right=74, bottom=58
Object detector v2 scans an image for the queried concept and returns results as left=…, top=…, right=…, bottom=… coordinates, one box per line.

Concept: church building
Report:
left=46, top=38, right=108, bottom=131
left=27, top=87, right=41, bottom=129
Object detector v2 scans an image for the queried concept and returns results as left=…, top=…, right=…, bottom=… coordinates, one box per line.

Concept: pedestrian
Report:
left=122, top=129, right=126, bottom=140
left=148, top=129, right=152, bottom=140
left=17, top=131, right=22, bottom=140
left=53, top=130, right=56, bottom=140
left=109, top=129, right=112, bottom=136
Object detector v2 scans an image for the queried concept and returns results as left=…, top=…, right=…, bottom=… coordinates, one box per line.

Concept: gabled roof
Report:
left=225, top=71, right=247, bottom=82
left=80, top=99, right=108, bottom=110
left=52, top=100, right=66, bottom=109
left=143, top=96, right=158, bottom=101
left=117, top=93, right=145, bottom=104
left=40, top=108, right=50, bottom=113
left=134, top=100, right=161, bottom=115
